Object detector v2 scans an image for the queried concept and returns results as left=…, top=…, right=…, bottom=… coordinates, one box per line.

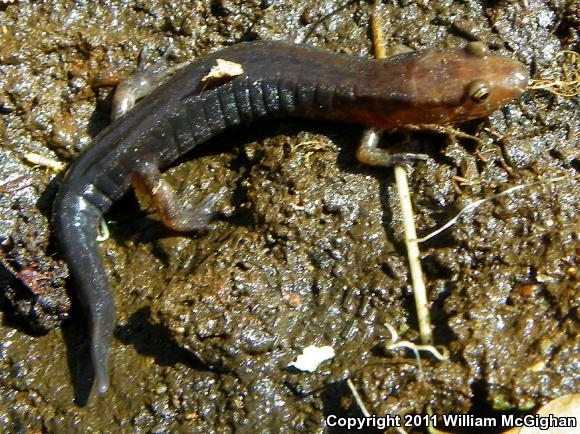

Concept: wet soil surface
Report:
left=0, top=0, right=578, bottom=432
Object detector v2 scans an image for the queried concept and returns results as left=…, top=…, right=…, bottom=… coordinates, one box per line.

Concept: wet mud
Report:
left=0, top=0, right=578, bottom=432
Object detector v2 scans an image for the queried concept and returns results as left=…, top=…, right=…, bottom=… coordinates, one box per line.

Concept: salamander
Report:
left=52, top=41, right=528, bottom=396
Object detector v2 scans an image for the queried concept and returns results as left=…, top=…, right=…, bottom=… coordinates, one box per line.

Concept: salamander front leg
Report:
left=356, top=127, right=429, bottom=167
left=112, top=42, right=187, bottom=120
left=132, top=161, right=227, bottom=231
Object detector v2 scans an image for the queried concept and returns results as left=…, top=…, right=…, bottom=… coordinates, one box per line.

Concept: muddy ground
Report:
left=0, top=0, right=578, bottom=432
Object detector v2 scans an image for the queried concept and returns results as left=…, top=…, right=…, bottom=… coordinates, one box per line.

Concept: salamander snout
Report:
left=397, top=45, right=529, bottom=127
left=448, top=49, right=529, bottom=122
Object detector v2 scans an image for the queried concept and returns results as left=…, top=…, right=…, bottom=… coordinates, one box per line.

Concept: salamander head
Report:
left=388, top=42, right=529, bottom=126
left=447, top=42, right=528, bottom=122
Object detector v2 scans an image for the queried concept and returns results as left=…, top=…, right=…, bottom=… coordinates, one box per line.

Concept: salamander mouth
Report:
left=453, top=106, right=470, bottom=119
left=508, top=69, right=530, bottom=93
left=452, top=105, right=491, bottom=122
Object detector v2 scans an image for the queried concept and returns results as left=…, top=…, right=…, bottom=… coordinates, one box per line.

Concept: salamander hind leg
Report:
left=132, top=161, right=227, bottom=231
left=112, top=42, right=187, bottom=120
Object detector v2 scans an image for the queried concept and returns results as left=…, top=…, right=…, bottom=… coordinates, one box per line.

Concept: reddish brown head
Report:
left=368, top=42, right=529, bottom=129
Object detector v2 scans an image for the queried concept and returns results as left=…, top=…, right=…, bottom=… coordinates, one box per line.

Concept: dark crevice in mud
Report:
left=0, top=262, right=47, bottom=336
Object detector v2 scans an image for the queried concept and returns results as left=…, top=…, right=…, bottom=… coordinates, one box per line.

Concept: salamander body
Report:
left=52, top=41, right=528, bottom=395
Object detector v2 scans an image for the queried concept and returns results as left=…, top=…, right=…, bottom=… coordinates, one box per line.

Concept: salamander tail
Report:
left=53, top=193, right=115, bottom=397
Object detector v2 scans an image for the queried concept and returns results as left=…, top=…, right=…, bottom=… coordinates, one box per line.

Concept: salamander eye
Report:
left=467, top=80, right=490, bottom=104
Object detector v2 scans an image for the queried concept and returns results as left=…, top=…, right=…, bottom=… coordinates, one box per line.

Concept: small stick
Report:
left=347, top=378, right=409, bottom=433
left=370, top=0, right=432, bottom=344
left=528, top=50, right=579, bottom=98
left=96, top=218, right=110, bottom=242
left=393, top=167, right=432, bottom=343
left=416, top=176, right=574, bottom=243
left=384, top=323, right=448, bottom=375
left=370, top=1, right=387, bottom=60
left=23, top=152, right=65, bottom=172
left=346, top=379, right=371, bottom=417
